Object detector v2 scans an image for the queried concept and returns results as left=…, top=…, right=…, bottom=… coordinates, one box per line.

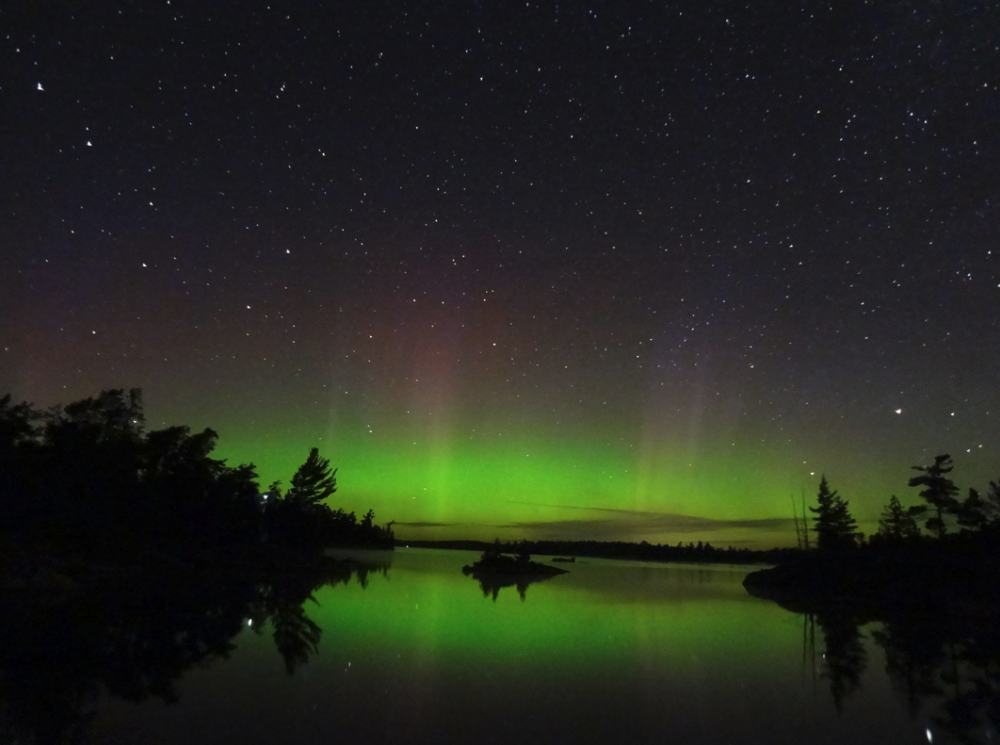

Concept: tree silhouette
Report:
left=956, top=488, right=990, bottom=532
left=59, top=388, right=144, bottom=438
left=0, top=394, right=41, bottom=452
left=987, top=480, right=1000, bottom=528
left=0, top=389, right=396, bottom=559
left=0, top=388, right=270, bottom=551
left=0, top=394, right=44, bottom=532
left=360, top=508, right=374, bottom=529
left=909, top=455, right=960, bottom=539
left=877, top=495, right=922, bottom=542
left=286, top=447, right=337, bottom=506
left=809, top=476, right=857, bottom=551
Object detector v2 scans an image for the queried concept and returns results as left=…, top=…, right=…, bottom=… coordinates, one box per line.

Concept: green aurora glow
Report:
left=202, top=403, right=996, bottom=549
left=6, top=2, right=1000, bottom=555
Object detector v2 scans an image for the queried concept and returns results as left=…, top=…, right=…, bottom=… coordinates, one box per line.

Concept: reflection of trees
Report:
left=873, top=616, right=946, bottom=720
left=799, top=609, right=867, bottom=713
left=0, top=557, right=389, bottom=744
left=469, top=572, right=552, bottom=601
left=873, top=614, right=1000, bottom=745
left=0, top=579, right=250, bottom=743
left=271, top=603, right=323, bottom=675
left=777, top=592, right=1000, bottom=742
left=462, top=542, right=566, bottom=601
left=354, top=562, right=390, bottom=589
left=256, top=563, right=357, bottom=675
left=812, top=610, right=867, bottom=713
left=797, top=604, right=1000, bottom=741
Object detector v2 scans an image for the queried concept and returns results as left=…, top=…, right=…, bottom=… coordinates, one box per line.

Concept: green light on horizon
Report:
left=210, top=405, right=916, bottom=549
left=219, top=426, right=797, bottom=519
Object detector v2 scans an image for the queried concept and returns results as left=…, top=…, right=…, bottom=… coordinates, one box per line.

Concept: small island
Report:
left=462, top=540, right=569, bottom=578
left=462, top=540, right=568, bottom=600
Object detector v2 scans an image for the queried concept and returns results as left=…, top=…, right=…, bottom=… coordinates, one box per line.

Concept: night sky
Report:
left=3, top=1, right=998, bottom=548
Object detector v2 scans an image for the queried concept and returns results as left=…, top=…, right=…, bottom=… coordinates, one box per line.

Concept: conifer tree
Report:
left=957, top=488, right=989, bottom=531
left=809, top=476, right=858, bottom=551
left=286, top=448, right=337, bottom=506
left=908, top=454, right=960, bottom=539
left=987, top=480, right=1000, bottom=527
left=876, top=495, right=921, bottom=541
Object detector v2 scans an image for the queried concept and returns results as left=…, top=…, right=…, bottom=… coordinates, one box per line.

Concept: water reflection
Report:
left=6, top=550, right=998, bottom=744
left=460, top=543, right=569, bottom=601
left=0, top=555, right=390, bottom=744
left=875, top=612, right=1000, bottom=744
left=789, top=600, right=999, bottom=742
left=798, top=611, right=867, bottom=713
left=464, top=568, right=558, bottom=601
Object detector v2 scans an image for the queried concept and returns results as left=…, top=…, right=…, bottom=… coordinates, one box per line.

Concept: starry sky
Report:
left=3, top=1, right=998, bottom=548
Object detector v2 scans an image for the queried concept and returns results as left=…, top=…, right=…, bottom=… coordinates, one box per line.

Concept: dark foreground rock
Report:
left=743, top=543, right=1000, bottom=622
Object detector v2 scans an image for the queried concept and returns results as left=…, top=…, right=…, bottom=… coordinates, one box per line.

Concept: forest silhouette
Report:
left=750, top=463, right=1000, bottom=742
left=745, top=461, right=1000, bottom=658
left=0, top=388, right=394, bottom=578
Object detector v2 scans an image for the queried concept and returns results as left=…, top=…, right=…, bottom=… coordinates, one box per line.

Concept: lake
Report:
left=3, top=548, right=994, bottom=744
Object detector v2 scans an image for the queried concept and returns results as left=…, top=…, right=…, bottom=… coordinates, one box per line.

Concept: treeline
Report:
left=745, top=454, right=1000, bottom=619
left=804, top=454, right=1000, bottom=551
left=0, top=389, right=393, bottom=562
left=402, top=539, right=792, bottom=565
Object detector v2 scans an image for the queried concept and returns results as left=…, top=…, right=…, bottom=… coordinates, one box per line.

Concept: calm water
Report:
left=4, top=548, right=995, bottom=744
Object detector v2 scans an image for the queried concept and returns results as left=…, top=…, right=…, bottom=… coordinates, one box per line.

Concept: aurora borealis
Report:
left=3, top=2, right=998, bottom=548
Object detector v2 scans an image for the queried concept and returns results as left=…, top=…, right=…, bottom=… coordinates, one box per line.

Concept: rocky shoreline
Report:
left=742, top=544, right=1000, bottom=623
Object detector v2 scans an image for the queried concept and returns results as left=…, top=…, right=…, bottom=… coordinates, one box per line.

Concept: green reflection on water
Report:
left=90, top=548, right=946, bottom=745
left=300, top=549, right=792, bottom=671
